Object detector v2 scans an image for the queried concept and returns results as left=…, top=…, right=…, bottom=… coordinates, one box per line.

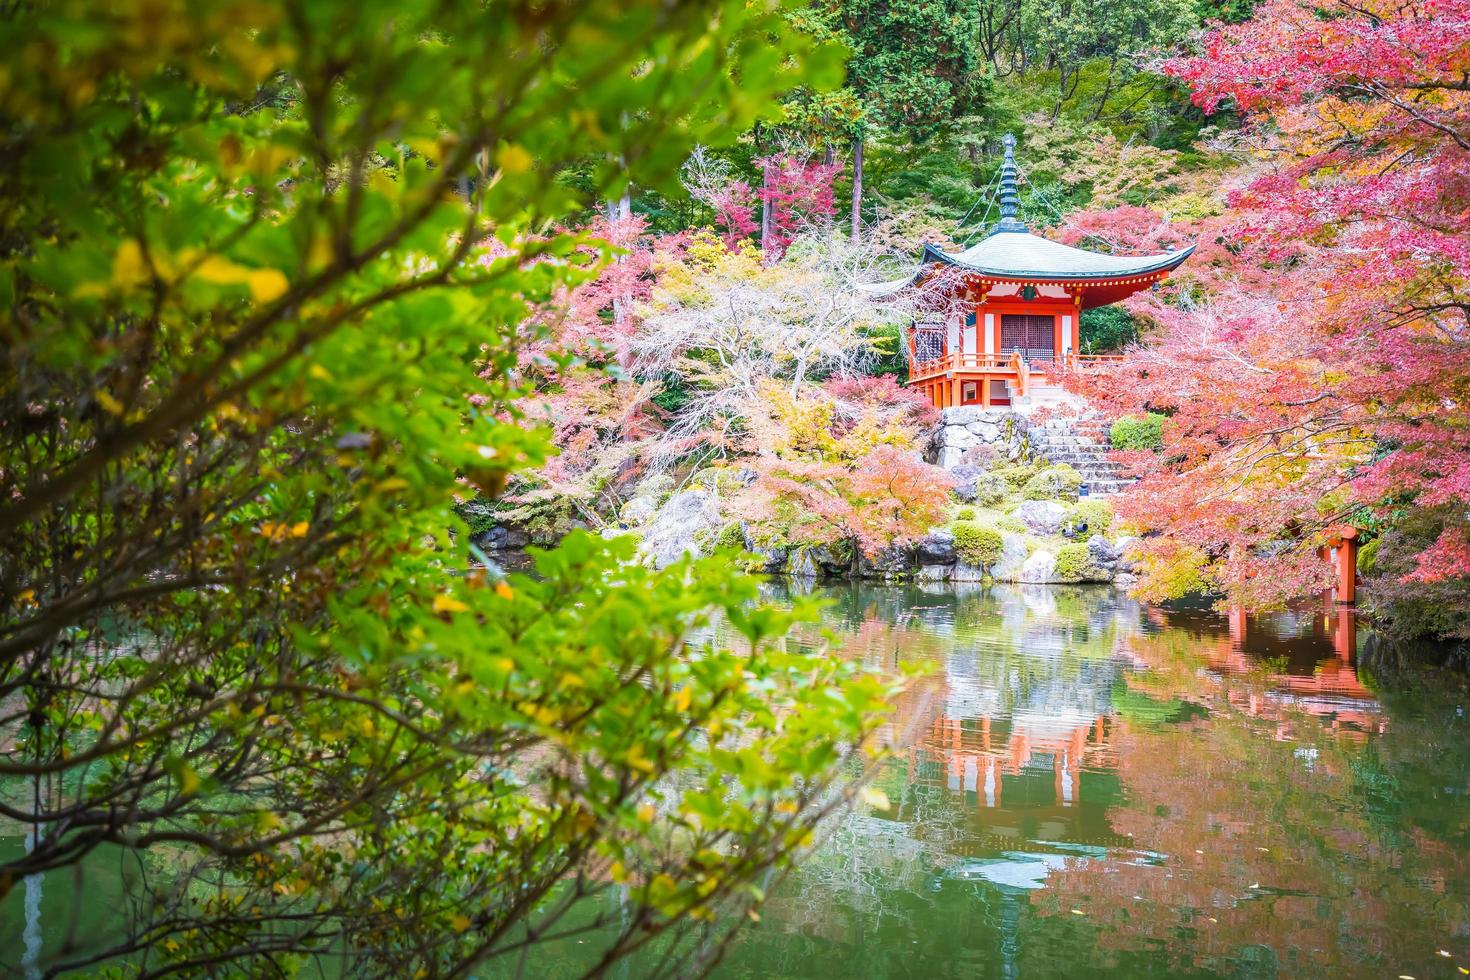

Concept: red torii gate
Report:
left=1321, top=524, right=1361, bottom=605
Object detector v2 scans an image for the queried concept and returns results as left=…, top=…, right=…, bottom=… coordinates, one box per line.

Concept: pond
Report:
left=688, top=581, right=1470, bottom=979
left=5, top=582, right=1468, bottom=978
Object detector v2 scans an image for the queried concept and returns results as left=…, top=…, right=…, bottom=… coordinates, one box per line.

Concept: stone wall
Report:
left=927, top=408, right=1048, bottom=470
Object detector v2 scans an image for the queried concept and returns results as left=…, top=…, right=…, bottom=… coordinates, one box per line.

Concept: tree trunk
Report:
left=850, top=136, right=864, bottom=241
left=760, top=161, right=772, bottom=256
left=1091, top=56, right=1119, bottom=123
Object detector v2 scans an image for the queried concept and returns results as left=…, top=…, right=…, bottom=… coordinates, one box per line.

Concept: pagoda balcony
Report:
left=907, top=349, right=1125, bottom=409
left=908, top=351, right=1125, bottom=384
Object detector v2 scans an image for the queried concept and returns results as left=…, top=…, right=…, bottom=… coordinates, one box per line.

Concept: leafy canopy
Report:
left=0, top=1, right=901, bottom=975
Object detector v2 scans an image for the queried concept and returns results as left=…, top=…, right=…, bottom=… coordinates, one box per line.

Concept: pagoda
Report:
left=902, top=134, right=1193, bottom=409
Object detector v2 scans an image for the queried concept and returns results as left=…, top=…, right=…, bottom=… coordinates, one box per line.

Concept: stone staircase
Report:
left=1005, top=378, right=1083, bottom=413
left=1027, top=415, right=1132, bottom=496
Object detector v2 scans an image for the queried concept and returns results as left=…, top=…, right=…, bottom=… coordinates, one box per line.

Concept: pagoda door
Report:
left=999, top=314, right=1055, bottom=367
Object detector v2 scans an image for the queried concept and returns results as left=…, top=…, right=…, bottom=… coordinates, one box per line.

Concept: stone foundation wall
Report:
left=927, top=408, right=1048, bottom=470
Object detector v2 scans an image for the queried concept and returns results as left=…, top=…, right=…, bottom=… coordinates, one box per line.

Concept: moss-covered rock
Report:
left=952, top=521, right=1004, bottom=567
left=970, top=471, right=1009, bottom=506
left=995, top=462, right=1043, bottom=491
left=994, top=513, right=1028, bottom=535
left=1022, top=464, right=1083, bottom=502
left=1053, top=542, right=1096, bottom=583
left=1065, top=499, right=1114, bottom=541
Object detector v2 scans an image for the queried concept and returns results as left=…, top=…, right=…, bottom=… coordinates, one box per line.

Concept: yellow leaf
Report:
left=247, top=268, right=289, bottom=303
left=450, top=914, right=471, bottom=933
left=494, top=581, right=514, bottom=599
left=858, top=786, right=889, bottom=809
left=290, top=521, right=309, bottom=538
left=433, top=594, right=470, bottom=614
left=308, top=364, right=332, bottom=381
left=178, top=765, right=200, bottom=796
left=626, top=745, right=656, bottom=775
left=498, top=143, right=533, bottom=174
left=674, top=686, right=692, bottom=713
left=375, top=477, right=409, bottom=494
left=112, top=239, right=148, bottom=287
left=636, top=804, right=656, bottom=823
left=407, top=138, right=443, bottom=164
left=96, top=389, right=125, bottom=414
left=194, top=254, right=251, bottom=285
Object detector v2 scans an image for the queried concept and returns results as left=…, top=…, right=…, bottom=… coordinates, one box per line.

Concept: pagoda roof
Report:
left=920, top=231, right=1194, bottom=282
left=859, top=133, right=1194, bottom=300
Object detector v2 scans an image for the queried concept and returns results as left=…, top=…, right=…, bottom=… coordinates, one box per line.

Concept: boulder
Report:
left=948, top=465, right=984, bottom=502
left=789, top=543, right=854, bottom=580
left=1014, top=501, right=1067, bottom=536
left=474, top=524, right=530, bottom=552
left=937, top=445, right=966, bottom=470
left=915, top=564, right=952, bottom=583
left=858, top=544, right=913, bottom=579
left=916, top=529, right=957, bottom=565
left=1112, top=535, right=1141, bottom=573
left=951, top=562, right=987, bottom=583
left=788, top=548, right=821, bottom=580
left=741, top=528, right=790, bottom=574
left=620, top=495, right=659, bottom=526
left=991, top=532, right=1030, bottom=582
left=1087, top=535, right=1122, bottom=573
left=639, top=490, right=722, bottom=569
left=1019, top=550, right=1058, bottom=584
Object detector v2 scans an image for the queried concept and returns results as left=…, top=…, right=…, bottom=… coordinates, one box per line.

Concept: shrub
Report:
left=995, top=462, right=1042, bottom=490
left=971, top=471, right=1009, bottom=506
left=1080, top=305, right=1138, bottom=353
left=1022, top=464, right=1083, bottom=502
left=1356, top=536, right=1380, bottom=574
left=953, top=506, right=977, bottom=522
left=1054, top=543, right=1097, bottom=582
left=1110, top=413, right=1166, bottom=450
left=995, top=514, right=1027, bottom=535
left=952, top=521, right=1005, bottom=567
left=714, top=522, right=748, bottom=552
left=1066, top=500, right=1114, bottom=541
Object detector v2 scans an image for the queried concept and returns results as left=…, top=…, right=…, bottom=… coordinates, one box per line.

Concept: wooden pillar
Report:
left=950, top=375, right=962, bottom=407
left=1324, top=526, right=1359, bottom=604
left=981, top=376, right=992, bottom=407
left=1335, top=536, right=1358, bottom=604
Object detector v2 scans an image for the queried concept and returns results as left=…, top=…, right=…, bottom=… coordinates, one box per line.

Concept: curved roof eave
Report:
left=920, top=239, right=1196, bottom=281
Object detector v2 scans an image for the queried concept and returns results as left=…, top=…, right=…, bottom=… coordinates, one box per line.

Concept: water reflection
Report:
left=716, top=582, right=1470, bottom=980
left=6, top=583, right=1466, bottom=978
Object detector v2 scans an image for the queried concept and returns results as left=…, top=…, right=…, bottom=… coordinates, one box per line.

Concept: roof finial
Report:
left=994, top=132, right=1026, bottom=235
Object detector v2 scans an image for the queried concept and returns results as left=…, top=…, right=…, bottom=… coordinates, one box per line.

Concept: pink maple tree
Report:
left=1064, top=0, right=1470, bottom=616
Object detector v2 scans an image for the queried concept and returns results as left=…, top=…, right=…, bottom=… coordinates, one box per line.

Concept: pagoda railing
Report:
left=909, top=351, right=1126, bottom=382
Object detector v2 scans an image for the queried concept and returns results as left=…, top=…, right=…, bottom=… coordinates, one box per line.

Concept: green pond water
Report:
left=5, top=582, right=1469, bottom=978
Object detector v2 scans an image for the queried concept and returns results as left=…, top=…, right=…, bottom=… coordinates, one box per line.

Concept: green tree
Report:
left=793, top=0, right=988, bottom=236
left=0, top=1, right=896, bottom=975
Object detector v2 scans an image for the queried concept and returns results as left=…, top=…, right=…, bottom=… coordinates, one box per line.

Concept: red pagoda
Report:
left=903, top=134, right=1193, bottom=409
